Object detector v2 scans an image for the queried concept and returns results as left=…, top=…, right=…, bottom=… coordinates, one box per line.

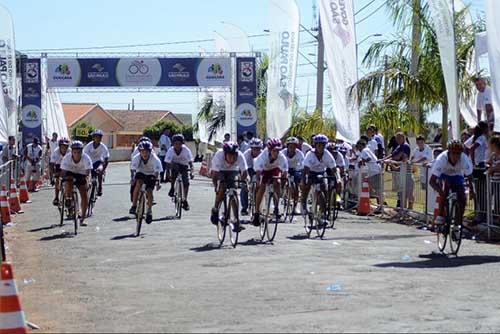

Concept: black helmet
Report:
left=223, top=142, right=239, bottom=154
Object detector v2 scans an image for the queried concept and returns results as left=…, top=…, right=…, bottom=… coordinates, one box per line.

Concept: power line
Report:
left=355, top=0, right=379, bottom=16
left=356, top=1, right=387, bottom=25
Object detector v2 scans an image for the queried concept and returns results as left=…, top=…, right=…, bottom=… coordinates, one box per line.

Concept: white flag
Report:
left=0, top=85, right=8, bottom=143
left=0, top=5, right=17, bottom=136
left=429, top=0, right=459, bottom=140
left=319, top=0, right=359, bottom=143
left=267, top=0, right=300, bottom=139
left=486, top=0, right=500, bottom=133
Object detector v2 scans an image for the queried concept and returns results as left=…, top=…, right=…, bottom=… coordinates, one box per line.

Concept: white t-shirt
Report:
left=332, top=151, right=346, bottom=168
left=412, top=145, right=433, bottom=164
left=243, top=149, right=259, bottom=170
left=476, top=86, right=493, bottom=121
left=359, top=148, right=381, bottom=177
left=303, top=150, right=337, bottom=173
left=375, top=134, right=385, bottom=149
left=48, top=140, right=59, bottom=155
left=164, top=145, right=193, bottom=166
left=367, top=138, right=378, bottom=155
left=301, top=142, right=313, bottom=155
left=211, top=149, right=247, bottom=172
left=159, top=134, right=171, bottom=156
left=131, top=146, right=159, bottom=160
left=281, top=148, right=304, bottom=170
left=431, top=151, right=473, bottom=178
left=50, top=147, right=70, bottom=165
left=131, top=153, right=163, bottom=176
left=83, top=142, right=110, bottom=164
left=465, top=135, right=488, bottom=166
left=26, top=144, right=42, bottom=163
left=61, top=153, right=93, bottom=176
left=239, top=141, right=250, bottom=153
left=254, top=149, right=289, bottom=172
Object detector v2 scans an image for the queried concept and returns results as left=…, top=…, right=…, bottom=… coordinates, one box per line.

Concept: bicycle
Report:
left=171, top=168, right=191, bottom=219
left=281, top=173, right=298, bottom=224
left=59, top=177, right=80, bottom=236
left=259, top=176, right=285, bottom=242
left=87, top=174, right=98, bottom=217
left=216, top=180, right=244, bottom=248
left=326, top=176, right=340, bottom=228
left=303, top=175, right=329, bottom=239
left=135, top=183, right=147, bottom=237
left=437, top=190, right=463, bottom=255
left=248, top=174, right=258, bottom=217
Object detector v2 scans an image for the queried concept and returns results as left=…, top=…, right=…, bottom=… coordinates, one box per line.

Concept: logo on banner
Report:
left=24, top=62, right=40, bottom=84
left=168, top=63, right=190, bottom=80
left=236, top=103, right=257, bottom=127
left=116, top=58, right=162, bottom=86
left=87, top=63, right=110, bottom=81
left=47, top=59, right=81, bottom=87
left=238, top=85, right=254, bottom=97
left=21, top=105, right=42, bottom=129
left=207, top=63, right=224, bottom=78
left=196, top=58, right=231, bottom=87
left=240, top=61, right=254, bottom=82
left=329, top=0, right=352, bottom=47
left=24, top=87, right=40, bottom=99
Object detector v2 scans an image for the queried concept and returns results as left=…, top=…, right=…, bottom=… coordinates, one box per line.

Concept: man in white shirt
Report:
left=61, top=141, right=93, bottom=227
left=241, top=138, right=263, bottom=215
left=83, top=130, right=109, bottom=197
left=47, top=132, right=59, bottom=186
left=129, top=141, right=162, bottom=224
left=25, top=137, right=43, bottom=192
left=357, top=140, right=382, bottom=213
left=297, top=136, right=313, bottom=155
left=411, top=135, right=433, bottom=189
left=165, top=134, right=194, bottom=211
left=50, top=138, right=70, bottom=206
left=282, top=137, right=305, bottom=214
left=238, top=135, right=250, bottom=153
left=158, top=128, right=172, bottom=183
left=475, top=78, right=494, bottom=131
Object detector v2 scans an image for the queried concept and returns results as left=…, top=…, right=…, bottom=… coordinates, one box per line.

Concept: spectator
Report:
left=433, top=128, right=443, bottom=144
left=2, top=136, right=17, bottom=164
left=369, top=124, right=385, bottom=158
left=159, top=128, right=172, bottom=183
left=366, top=127, right=380, bottom=157
left=488, top=136, right=500, bottom=219
left=411, top=135, right=433, bottom=190
left=24, top=137, right=43, bottom=192
left=246, top=131, right=254, bottom=142
left=475, top=77, right=494, bottom=131
left=385, top=132, right=414, bottom=209
left=47, top=132, right=59, bottom=186
left=237, top=135, right=249, bottom=153
left=388, top=128, right=403, bottom=153
left=356, top=140, right=383, bottom=213
left=461, top=129, right=471, bottom=144
left=223, top=133, right=231, bottom=143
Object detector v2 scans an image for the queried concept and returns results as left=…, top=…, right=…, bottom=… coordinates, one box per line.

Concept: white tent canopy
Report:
left=43, top=90, right=69, bottom=140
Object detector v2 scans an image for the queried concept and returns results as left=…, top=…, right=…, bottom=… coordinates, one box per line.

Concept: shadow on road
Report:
left=374, top=253, right=500, bottom=269
left=29, top=224, right=60, bottom=232
left=190, top=243, right=221, bottom=252
left=330, top=234, right=424, bottom=242
left=287, top=234, right=334, bottom=241
left=238, top=238, right=268, bottom=247
left=111, top=233, right=139, bottom=240
left=113, top=216, right=134, bottom=222
left=152, top=216, right=177, bottom=223
left=40, top=232, right=75, bottom=241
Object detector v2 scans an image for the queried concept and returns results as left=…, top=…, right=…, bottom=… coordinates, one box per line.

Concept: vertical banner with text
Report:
left=236, top=57, right=257, bottom=137
left=21, top=58, right=42, bottom=145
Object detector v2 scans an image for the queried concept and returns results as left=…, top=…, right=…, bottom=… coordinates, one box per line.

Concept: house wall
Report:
left=69, top=107, right=122, bottom=148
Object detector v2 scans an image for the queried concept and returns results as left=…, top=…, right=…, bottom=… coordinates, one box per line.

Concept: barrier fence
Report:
left=347, top=160, right=500, bottom=240
left=0, top=160, right=14, bottom=262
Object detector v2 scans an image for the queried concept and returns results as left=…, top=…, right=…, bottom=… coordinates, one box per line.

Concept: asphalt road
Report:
left=5, top=162, right=500, bottom=333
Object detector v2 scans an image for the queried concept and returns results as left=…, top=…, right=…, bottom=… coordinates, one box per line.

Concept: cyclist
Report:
left=429, top=140, right=475, bottom=227
left=130, top=137, right=155, bottom=202
left=165, top=134, right=194, bottom=211
left=326, top=142, right=345, bottom=195
left=301, top=134, right=337, bottom=214
left=129, top=141, right=162, bottom=224
left=83, top=130, right=109, bottom=197
left=297, top=136, right=313, bottom=155
left=252, top=138, right=289, bottom=226
left=50, top=138, right=71, bottom=206
left=241, top=138, right=263, bottom=215
left=282, top=137, right=304, bottom=214
left=60, top=141, right=93, bottom=227
left=25, top=137, right=43, bottom=192
left=47, top=132, right=59, bottom=186
left=210, top=142, right=248, bottom=227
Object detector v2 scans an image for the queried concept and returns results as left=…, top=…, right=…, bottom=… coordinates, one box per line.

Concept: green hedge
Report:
left=143, top=120, right=194, bottom=141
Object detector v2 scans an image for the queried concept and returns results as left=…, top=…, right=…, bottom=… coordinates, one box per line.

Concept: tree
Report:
left=71, top=121, right=95, bottom=143
left=143, top=120, right=182, bottom=141
left=360, top=103, right=419, bottom=142
left=286, top=109, right=336, bottom=141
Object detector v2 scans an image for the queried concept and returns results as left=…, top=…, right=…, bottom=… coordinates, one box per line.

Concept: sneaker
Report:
left=97, top=188, right=103, bottom=197
left=168, top=188, right=174, bottom=197
left=65, top=199, right=72, bottom=208
left=210, top=208, right=219, bottom=225
left=241, top=209, right=249, bottom=216
left=252, top=213, right=261, bottom=227
left=129, top=206, right=137, bottom=215
left=232, top=222, right=244, bottom=232
left=52, top=198, right=59, bottom=206
left=374, top=206, right=383, bottom=214
left=79, top=218, right=87, bottom=227
left=146, top=213, right=153, bottom=224
left=182, top=200, right=190, bottom=211
left=301, top=203, right=308, bottom=215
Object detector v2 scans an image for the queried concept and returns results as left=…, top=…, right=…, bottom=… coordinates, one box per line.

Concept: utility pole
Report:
left=315, top=18, right=325, bottom=116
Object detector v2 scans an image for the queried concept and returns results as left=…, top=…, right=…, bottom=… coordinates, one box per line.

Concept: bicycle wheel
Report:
left=265, top=193, right=278, bottom=242
left=136, top=192, right=145, bottom=237
left=328, top=189, right=337, bottom=228
left=175, top=179, right=182, bottom=219
left=282, top=183, right=294, bottom=224
left=228, top=196, right=239, bottom=248
left=59, top=193, right=65, bottom=227
left=250, top=182, right=257, bottom=217
left=87, top=183, right=95, bottom=217
left=437, top=215, right=449, bottom=254
left=315, top=192, right=327, bottom=239
left=73, top=191, right=79, bottom=236
left=259, top=192, right=268, bottom=241
left=217, top=199, right=227, bottom=245
left=304, top=192, right=314, bottom=238
left=449, top=201, right=463, bottom=255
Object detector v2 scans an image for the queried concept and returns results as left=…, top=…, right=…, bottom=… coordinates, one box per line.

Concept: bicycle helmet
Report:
left=249, top=138, right=263, bottom=149
left=448, top=140, right=464, bottom=154
left=71, top=140, right=84, bottom=150
left=172, top=134, right=185, bottom=144
left=139, top=136, right=151, bottom=143
left=267, top=138, right=282, bottom=150
left=286, top=137, right=299, bottom=145
left=326, top=142, right=336, bottom=152
left=313, top=134, right=329, bottom=144
left=223, top=142, right=239, bottom=154
left=138, top=141, right=153, bottom=152
left=58, top=137, right=70, bottom=146
left=91, top=129, right=104, bottom=137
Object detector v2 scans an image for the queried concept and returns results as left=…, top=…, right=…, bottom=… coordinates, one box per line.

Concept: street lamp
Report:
left=356, top=33, right=383, bottom=64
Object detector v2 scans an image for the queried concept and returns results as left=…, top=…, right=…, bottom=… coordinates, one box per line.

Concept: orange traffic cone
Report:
left=1, top=186, right=12, bottom=225
left=199, top=161, right=208, bottom=177
left=9, top=179, right=23, bottom=214
left=357, top=173, right=371, bottom=216
left=0, top=262, right=28, bottom=334
left=18, top=176, right=30, bottom=204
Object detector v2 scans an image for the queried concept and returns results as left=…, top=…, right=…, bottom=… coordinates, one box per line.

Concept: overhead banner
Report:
left=267, top=0, right=300, bottom=139
left=319, top=0, right=359, bottom=144
left=46, top=57, right=232, bottom=88
left=0, top=5, right=17, bottom=136
left=486, top=0, right=500, bottom=133
left=21, top=58, right=42, bottom=145
left=429, top=0, right=459, bottom=140
left=236, top=58, right=257, bottom=137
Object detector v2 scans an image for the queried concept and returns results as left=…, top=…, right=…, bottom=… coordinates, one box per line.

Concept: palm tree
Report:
left=194, top=94, right=226, bottom=142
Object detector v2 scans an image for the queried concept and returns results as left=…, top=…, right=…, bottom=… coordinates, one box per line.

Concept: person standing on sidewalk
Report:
left=475, top=77, right=494, bottom=132
left=158, top=128, right=171, bottom=183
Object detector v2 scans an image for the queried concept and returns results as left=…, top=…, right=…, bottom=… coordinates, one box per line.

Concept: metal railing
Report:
left=0, top=160, right=14, bottom=262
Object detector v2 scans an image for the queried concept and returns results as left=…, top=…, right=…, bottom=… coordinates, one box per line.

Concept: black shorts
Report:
left=304, top=172, right=327, bottom=186
left=171, top=163, right=190, bottom=187
left=135, top=172, right=157, bottom=191
left=64, top=172, right=87, bottom=187
left=54, top=164, right=62, bottom=178
left=217, top=171, right=239, bottom=189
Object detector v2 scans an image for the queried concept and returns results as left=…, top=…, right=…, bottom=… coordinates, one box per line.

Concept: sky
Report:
left=1, top=0, right=485, bottom=123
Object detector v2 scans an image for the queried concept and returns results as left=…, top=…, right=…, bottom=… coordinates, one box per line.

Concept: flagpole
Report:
left=452, top=0, right=461, bottom=139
